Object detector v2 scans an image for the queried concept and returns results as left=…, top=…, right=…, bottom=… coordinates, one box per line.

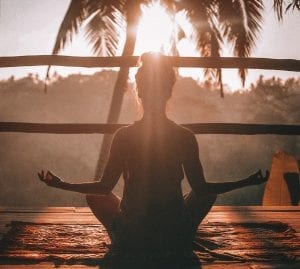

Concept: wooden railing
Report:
left=1, top=55, right=300, bottom=71
left=1, top=55, right=299, bottom=135
left=0, top=122, right=299, bottom=135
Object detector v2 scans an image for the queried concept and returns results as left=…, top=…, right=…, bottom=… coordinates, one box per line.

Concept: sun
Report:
left=131, top=2, right=244, bottom=91
left=135, top=2, right=175, bottom=55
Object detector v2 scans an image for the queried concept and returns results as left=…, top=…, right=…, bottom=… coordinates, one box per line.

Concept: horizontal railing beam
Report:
left=0, top=122, right=299, bottom=135
left=0, top=55, right=299, bottom=71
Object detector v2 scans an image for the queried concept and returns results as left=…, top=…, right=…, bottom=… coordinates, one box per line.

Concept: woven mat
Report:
left=0, top=221, right=299, bottom=265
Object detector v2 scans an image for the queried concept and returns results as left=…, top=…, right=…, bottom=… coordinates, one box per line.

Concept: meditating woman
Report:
left=38, top=53, right=268, bottom=253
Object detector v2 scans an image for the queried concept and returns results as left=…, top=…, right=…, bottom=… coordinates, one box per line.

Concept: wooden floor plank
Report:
left=2, top=206, right=299, bottom=213
left=0, top=207, right=76, bottom=213
left=0, top=206, right=299, bottom=268
left=0, top=261, right=299, bottom=269
left=0, top=264, right=96, bottom=269
left=210, top=206, right=300, bottom=212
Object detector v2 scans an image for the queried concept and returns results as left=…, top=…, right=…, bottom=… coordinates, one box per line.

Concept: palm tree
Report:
left=273, top=0, right=300, bottom=20
left=48, top=0, right=298, bottom=180
left=47, top=0, right=145, bottom=179
left=172, top=0, right=264, bottom=96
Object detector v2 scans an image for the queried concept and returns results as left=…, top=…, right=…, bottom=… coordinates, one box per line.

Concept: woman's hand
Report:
left=246, top=170, right=269, bottom=186
left=38, top=170, right=64, bottom=189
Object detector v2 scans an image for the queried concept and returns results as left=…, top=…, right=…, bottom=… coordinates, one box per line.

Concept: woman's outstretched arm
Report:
left=201, top=170, right=269, bottom=194
left=38, top=129, right=125, bottom=195
left=38, top=170, right=106, bottom=194
left=183, top=132, right=269, bottom=196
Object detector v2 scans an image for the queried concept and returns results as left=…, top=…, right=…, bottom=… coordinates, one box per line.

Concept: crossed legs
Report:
left=184, top=191, right=217, bottom=232
left=86, top=192, right=120, bottom=238
left=86, top=191, right=216, bottom=240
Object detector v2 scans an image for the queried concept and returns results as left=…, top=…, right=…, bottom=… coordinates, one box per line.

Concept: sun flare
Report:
left=135, top=3, right=175, bottom=55
left=133, top=3, right=243, bottom=91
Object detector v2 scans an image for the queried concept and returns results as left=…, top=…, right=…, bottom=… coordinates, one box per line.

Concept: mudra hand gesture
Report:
left=38, top=170, right=64, bottom=188
left=246, top=169, right=269, bottom=185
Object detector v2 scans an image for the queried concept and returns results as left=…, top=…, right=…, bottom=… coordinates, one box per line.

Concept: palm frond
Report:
left=180, top=1, right=224, bottom=96
left=84, top=9, right=122, bottom=56
left=219, top=0, right=263, bottom=86
left=52, top=0, right=88, bottom=55
left=287, top=0, right=300, bottom=11
left=44, top=0, right=89, bottom=91
left=273, top=0, right=284, bottom=20
left=210, top=18, right=224, bottom=97
left=219, top=1, right=244, bottom=49
left=274, top=0, right=300, bottom=20
left=239, top=0, right=263, bottom=85
left=46, top=0, right=125, bottom=83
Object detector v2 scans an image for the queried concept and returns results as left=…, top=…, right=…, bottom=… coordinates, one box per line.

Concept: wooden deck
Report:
left=0, top=206, right=299, bottom=268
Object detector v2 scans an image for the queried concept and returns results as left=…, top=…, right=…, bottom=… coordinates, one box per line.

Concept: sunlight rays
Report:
left=134, top=2, right=196, bottom=56
left=49, top=1, right=261, bottom=91
left=135, top=2, right=174, bottom=55
left=133, top=1, right=245, bottom=92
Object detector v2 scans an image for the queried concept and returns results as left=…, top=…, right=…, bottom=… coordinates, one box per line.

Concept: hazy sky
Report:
left=0, top=0, right=299, bottom=90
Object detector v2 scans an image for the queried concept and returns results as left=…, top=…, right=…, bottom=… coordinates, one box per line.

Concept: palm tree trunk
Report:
left=94, top=14, right=139, bottom=180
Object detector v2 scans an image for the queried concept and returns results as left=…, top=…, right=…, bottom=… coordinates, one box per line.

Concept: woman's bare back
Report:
left=111, top=119, right=197, bottom=250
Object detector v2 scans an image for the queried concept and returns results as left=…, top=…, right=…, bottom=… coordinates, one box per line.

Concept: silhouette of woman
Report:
left=38, top=53, right=268, bottom=253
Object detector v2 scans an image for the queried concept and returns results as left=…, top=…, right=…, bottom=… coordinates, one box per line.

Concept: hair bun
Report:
left=135, top=52, right=176, bottom=94
left=140, top=52, right=170, bottom=67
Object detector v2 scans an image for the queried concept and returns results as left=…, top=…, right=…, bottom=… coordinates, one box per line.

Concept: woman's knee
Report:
left=85, top=194, right=97, bottom=205
left=198, top=193, right=217, bottom=211
left=85, top=193, right=120, bottom=209
left=207, top=193, right=217, bottom=204
left=185, top=191, right=217, bottom=205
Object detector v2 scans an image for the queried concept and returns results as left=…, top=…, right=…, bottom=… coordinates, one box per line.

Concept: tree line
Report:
left=0, top=71, right=299, bottom=206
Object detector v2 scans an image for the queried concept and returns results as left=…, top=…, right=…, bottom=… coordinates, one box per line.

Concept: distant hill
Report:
left=0, top=72, right=299, bottom=206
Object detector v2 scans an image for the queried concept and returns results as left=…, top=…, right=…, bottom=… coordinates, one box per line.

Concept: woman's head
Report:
left=135, top=53, right=176, bottom=114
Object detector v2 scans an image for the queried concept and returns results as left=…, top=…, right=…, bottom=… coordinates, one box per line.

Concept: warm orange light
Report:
left=134, top=3, right=244, bottom=91
left=135, top=2, right=174, bottom=54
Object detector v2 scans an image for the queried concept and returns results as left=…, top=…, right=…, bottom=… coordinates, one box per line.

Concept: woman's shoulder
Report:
left=113, top=124, right=132, bottom=138
left=169, top=123, right=198, bottom=152
left=114, top=120, right=195, bottom=140
left=170, top=121, right=195, bottom=138
left=113, top=122, right=141, bottom=140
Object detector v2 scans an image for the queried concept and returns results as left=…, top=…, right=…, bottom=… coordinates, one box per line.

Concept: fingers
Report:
left=37, top=170, right=45, bottom=182
left=253, top=169, right=263, bottom=180
left=258, top=169, right=262, bottom=177
left=257, top=170, right=269, bottom=183
left=47, top=170, right=56, bottom=177
left=251, top=169, right=268, bottom=185
left=46, top=171, right=51, bottom=180
left=46, top=170, right=56, bottom=181
left=38, top=170, right=54, bottom=183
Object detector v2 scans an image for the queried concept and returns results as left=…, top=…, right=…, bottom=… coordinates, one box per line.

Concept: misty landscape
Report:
left=0, top=71, right=299, bottom=206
